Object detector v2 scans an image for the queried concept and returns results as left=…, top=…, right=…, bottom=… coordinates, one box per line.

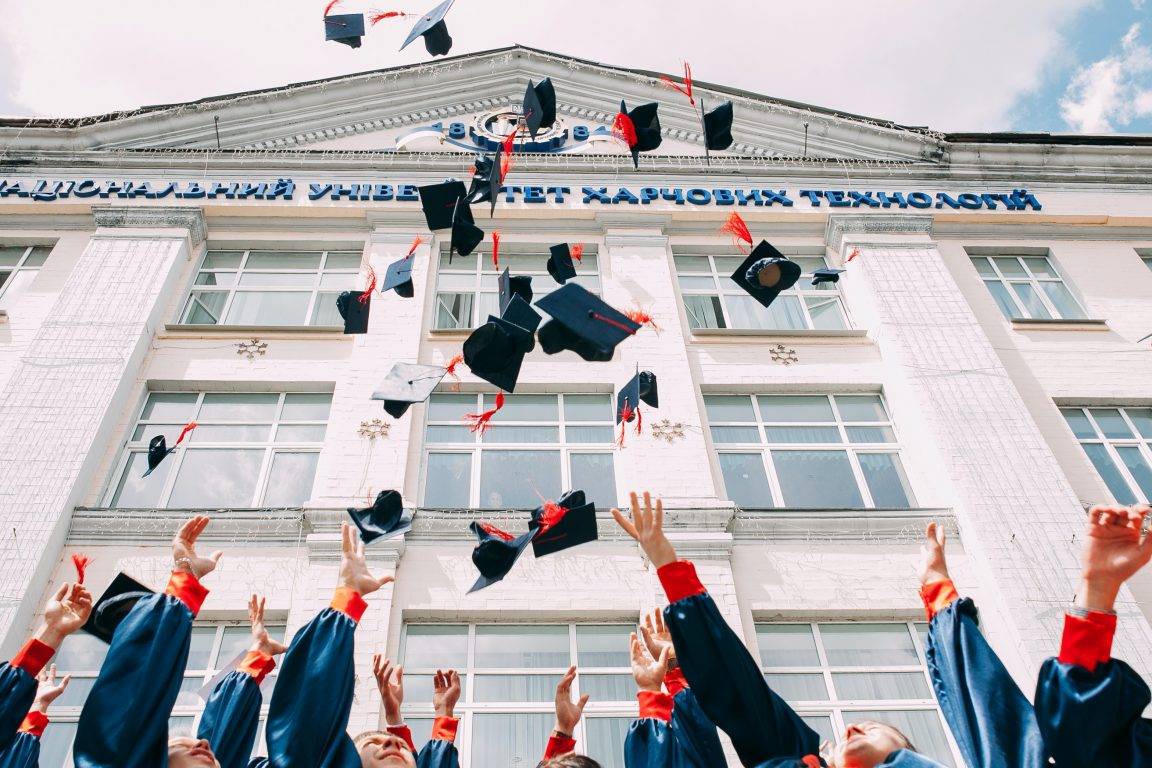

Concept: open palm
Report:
left=1083, top=506, right=1152, bottom=586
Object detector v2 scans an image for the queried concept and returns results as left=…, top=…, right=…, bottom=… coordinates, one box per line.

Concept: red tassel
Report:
left=537, top=501, right=567, bottom=535
left=847, top=247, right=860, bottom=263
left=491, top=232, right=501, bottom=270
left=570, top=243, right=584, bottom=262
left=465, top=392, right=505, bottom=435
left=625, top=308, right=660, bottom=333
left=369, top=10, right=409, bottom=24
left=323, top=0, right=341, bottom=15
left=479, top=523, right=514, bottom=542
left=499, top=129, right=516, bottom=182
left=659, top=62, right=695, bottom=106
left=590, top=311, right=638, bottom=335
left=612, top=112, right=638, bottom=148
left=635, top=406, right=643, bottom=436
left=174, top=421, right=198, bottom=447
left=71, top=554, right=91, bottom=585
left=358, top=266, right=377, bottom=304
left=617, top=401, right=635, bottom=448
left=500, top=154, right=513, bottom=184
left=445, top=354, right=464, bottom=377
left=406, top=236, right=423, bottom=259
left=720, top=212, right=753, bottom=252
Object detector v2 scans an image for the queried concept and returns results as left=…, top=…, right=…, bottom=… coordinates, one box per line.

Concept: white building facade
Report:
left=2, top=45, right=1152, bottom=767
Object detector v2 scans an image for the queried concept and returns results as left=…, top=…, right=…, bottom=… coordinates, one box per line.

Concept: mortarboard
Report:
left=530, top=490, right=598, bottom=557
left=83, top=572, right=154, bottom=644
left=467, top=155, right=499, bottom=210
left=812, top=267, right=846, bottom=286
left=614, top=100, right=662, bottom=170
left=546, top=244, right=578, bottom=285
left=522, top=79, right=557, bottom=139
left=419, top=181, right=469, bottom=231
left=703, top=101, right=735, bottom=151
left=499, top=267, right=534, bottom=314
left=451, top=202, right=485, bottom=260
left=462, top=295, right=540, bottom=392
left=347, top=490, right=412, bottom=543
left=382, top=258, right=415, bottom=298
left=730, top=241, right=801, bottom=309
left=324, top=12, right=366, bottom=48
left=616, top=371, right=659, bottom=424
left=143, top=422, right=197, bottom=478
left=400, top=0, right=455, bottom=56
left=536, top=283, right=640, bottom=362
left=371, top=362, right=448, bottom=418
left=468, top=521, right=536, bottom=593
left=336, top=290, right=371, bottom=334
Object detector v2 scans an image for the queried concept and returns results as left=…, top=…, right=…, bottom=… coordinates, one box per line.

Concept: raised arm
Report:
left=0, top=665, right=72, bottom=768
left=916, top=523, right=1045, bottom=768
left=622, top=628, right=677, bottom=768
left=415, top=668, right=462, bottom=768
left=540, top=666, right=589, bottom=764
left=1034, top=505, right=1152, bottom=767
left=612, top=492, right=820, bottom=767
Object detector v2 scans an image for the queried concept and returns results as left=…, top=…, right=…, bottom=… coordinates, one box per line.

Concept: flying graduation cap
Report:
left=347, top=490, right=413, bottom=543
left=616, top=371, right=659, bottom=446
left=463, top=295, right=541, bottom=393
left=613, top=100, right=662, bottom=170
left=418, top=181, right=485, bottom=260
left=546, top=243, right=580, bottom=285
left=468, top=520, right=536, bottom=593
left=702, top=100, right=735, bottom=152
left=499, top=268, right=533, bottom=313
left=536, top=283, right=640, bottom=362
left=400, top=0, right=455, bottom=56
left=382, top=258, right=415, bottom=298
left=522, top=79, right=557, bottom=139
left=731, top=242, right=802, bottom=309
left=530, top=489, right=598, bottom=558
left=371, top=362, right=449, bottom=418
left=323, top=0, right=366, bottom=48
left=83, top=572, right=154, bottom=644
left=143, top=422, right=197, bottom=478
left=467, top=155, right=499, bottom=209
left=811, top=267, right=846, bottom=286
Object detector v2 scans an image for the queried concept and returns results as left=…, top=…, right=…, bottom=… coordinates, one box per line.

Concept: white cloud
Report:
left=1134, top=0, right=1146, bottom=9
left=0, top=0, right=1092, bottom=131
left=1060, top=22, right=1152, bottom=132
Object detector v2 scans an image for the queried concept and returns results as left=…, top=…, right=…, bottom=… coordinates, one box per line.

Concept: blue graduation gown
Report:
left=0, top=649, right=45, bottom=752
left=624, top=687, right=725, bottom=768
left=0, top=734, right=38, bottom=768
left=198, top=669, right=264, bottom=768
left=415, top=736, right=460, bottom=768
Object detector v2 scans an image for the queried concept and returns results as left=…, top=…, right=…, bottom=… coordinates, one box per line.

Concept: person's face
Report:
left=167, top=737, right=220, bottom=768
left=357, top=733, right=417, bottom=768
left=830, top=721, right=908, bottom=768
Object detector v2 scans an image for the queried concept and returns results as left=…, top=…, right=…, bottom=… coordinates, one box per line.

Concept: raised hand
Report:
left=640, top=609, right=676, bottom=668
left=248, top=595, right=287, bottom=656
left=1078, top=505, right=1152, bottom=612
left=630, top=631, right=670, bottom=692
left=339, top=522, right=394, bottom=596
left=373, top=655, right=405, bottom=726
left=611, top=491, right=677, bottom=568
left=433, top=669, right=461, bottom=718
left=553, top=665, right=589, bottom=737
left=172, top=516, right=222, bottom=579
left=41, top=583, right=93, bottom=647
left=918, top=521, right=951, bottom=587
left=33, top=665, right=71, bottom=714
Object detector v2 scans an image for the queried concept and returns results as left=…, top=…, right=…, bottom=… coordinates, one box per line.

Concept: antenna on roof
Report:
left=214, top=116, right=222, bottom=150
left=803, top=122, right=809, bottom=158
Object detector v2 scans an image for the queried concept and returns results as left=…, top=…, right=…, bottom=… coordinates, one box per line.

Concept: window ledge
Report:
left=691, top=328, right=870, bottom=342
left=732, top=507, right=955, bottom=541
left=429, top=328, right=473, bottom=338
left=162, top=324, right=346, bottom=337
left=1009, top=318, right=1108, bottom=331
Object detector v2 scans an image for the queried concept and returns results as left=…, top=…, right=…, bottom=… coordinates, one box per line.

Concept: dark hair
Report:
left=538, top=756, right=603, bottom=768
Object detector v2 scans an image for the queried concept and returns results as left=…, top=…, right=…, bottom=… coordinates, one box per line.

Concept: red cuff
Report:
left=11, top=639, right=54, bottom=677
left=657, top=561, right=707, bottom=604
left=431, top=716, right=459, bottom=743
left=638, top=690, right=674, bottom=722
left=18, top=711, right=48, bottom=738
left=1059, top=610, right=1117, bottom=673
left=544, top=733, right=577, bottom=759
left=664, top=666, right=688, bottom=697
left=330, top=587, right=367, bottom=623
left=386, top=724, right=416, bottom=752
left=237, top=650, right=276, bottom=685
left=165, top=571, right=209, bottom=617
left=920, top=579, right=960, bottom=622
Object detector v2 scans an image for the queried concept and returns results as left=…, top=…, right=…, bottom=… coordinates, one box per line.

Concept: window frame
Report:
left=0, top=244, right=50, bottom=307
left=1062, top=405, right=1152, bottom=504
left=969, top=253, right=1086, bottom=321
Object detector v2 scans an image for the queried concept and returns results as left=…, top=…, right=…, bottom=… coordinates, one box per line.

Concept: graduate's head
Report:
left=354, top=730, right=416, bottom=767
left=829, top=720, right=916, bottom=767
left=167, top=737, right=220, bottom=768
left=540, top=756, right=602, bottom=768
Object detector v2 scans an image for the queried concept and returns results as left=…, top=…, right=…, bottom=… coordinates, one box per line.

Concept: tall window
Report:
left=109, top=392, right=331, bottom=509
left=705, top=394, right=915, bottom=509
left=675, top=253, right=847, bottom=331
left=1142, top=255, right=1152, bottom=272
left=757, top=621, right=957, bottom=767
left=423, top=393, right=617, bottom=509
left=1062, top=406, right=1152, bottom=504
left=970, top=254, right=1085, bottom=321
left=0, top=245, right=50, bottom=310
left=180, top=249, right=363, bottom=327
left=434, top=248, right=601, bottom=330
left=400, top=623, right=635, bottom=768
left=39, top=619, right=286, bottom=767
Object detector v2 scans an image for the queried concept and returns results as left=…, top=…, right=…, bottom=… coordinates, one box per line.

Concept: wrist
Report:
left=384, top=708, right=404, bottom=726
left=552, top=724, right=572, bottom=738
left=33, top=626, right=66, bottom=650
left=173, top=557, right=195, bottom=575
left=434, top=707, right=454, bottom=719
left=636, top=682, right=662, bottom=692
left=1077, top=577, right=1121, bottom=613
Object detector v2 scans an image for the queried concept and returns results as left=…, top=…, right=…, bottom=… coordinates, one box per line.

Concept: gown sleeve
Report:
left=0, top=640, right=53, bottom=752
left=72, top=571, right=208, bottom=768
left=1033, top=609, right=1152, bottom=768
left=0, top=712, right=48, bottom=768
left=415, top=716, right=460, bottom=768
left=659, top=560, right=820, bottom=767
left=263, top=588, right=365, bottom=768
left=197, top=651, right=276, bottom=768
left=921, top=580, right=1046, bottom=768
left=669, top=685, right=726, bottom=768
left=623, top=690, right=676, bottom=768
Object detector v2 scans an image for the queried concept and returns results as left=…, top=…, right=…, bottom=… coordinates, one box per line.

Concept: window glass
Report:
left=403, top=626, right=469, bottom=669
left=0, top=245, right=50, bottom=308
left=773, top=450, right=863, bottom=507
left=765, top=673, right=829, bottom=701
left=717, top=453, right=772, bottom=508
left=475, top=626, right=569, bottom=668
left=757, top=625, right=820, bottom=667
left=478, top=451, right=561, bottom=508
left=973, top=254, right=1085, bottom=321
left=576, top=625, right=633, bottom=667
left=759, top=396, right=836, bottom=422
left=1067, top=406, right=1152, bottom=504
left=423, top=453, right=472, bottom=507
left=821, top=624, right=918, bottom=666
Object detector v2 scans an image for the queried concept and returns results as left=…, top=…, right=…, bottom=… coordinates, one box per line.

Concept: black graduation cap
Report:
left=324, top=13, right=366, bottom=48
left=546, top=244, right=578, bottom=285
left=522, top=79, right=557, bottom=139
left=400, top=0, right=455, bottom=56
left=83, top=572, right=154, bottom=644
left=336, top=290, right=371, bottom=334
left=730, top=241, right=802, bottom=309
left=468, top=521, right=536, bottom=593
left=616, top=371, right=659, bottom=424
left=142, top=423, right=196, bottom=478
left=618, top=100, right=662, bottom=169
left=536, top=283, right=640, bottom=362
left=419, top=181, right=470, bottom=231
left=371, top=362, right=448, bottom=418
left=703, top=101, right=734, bottom=151
left=348, top=490, right=412, bottom=544
left=467, top=155, right=498, bottom=208
left=812, top=267, right=846, bottom=286
left=382, top=258, right=415, bottom=298
left=530, top=490, right=598, bottom=557
left=499, top=268, right=533, bottom=313
left=451, top=204, right=485, bottom=260
left=462, top=295, right=541, bottom=392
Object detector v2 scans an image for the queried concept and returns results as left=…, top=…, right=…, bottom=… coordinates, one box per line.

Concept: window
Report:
left=400, top=623, right=635, bottom=768
left=1142, top=255, right=1152, bottom=272
left=675, top=253, right=847, bottom=331
left=1062, top=406, right=1152, bottom=504
left=434, top=248, right=601, bottom=330
left=757, top=621, right=958, bottom=767
left=423, top=393, right=618, bottom=509
left=0, top=245, right=50, bottom=310
left=705, top=394, right=915, bottom=509
left=109, top=391, right=330, bottom=509
left=970, top=254, right=1085, bottom=321
left=180, top=249, right=363, bottom=327
left=40, top=619, right=286, bottom=767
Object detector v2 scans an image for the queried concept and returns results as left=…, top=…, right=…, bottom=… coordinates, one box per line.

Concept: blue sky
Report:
left=0, top=0, right=1148, bottom=134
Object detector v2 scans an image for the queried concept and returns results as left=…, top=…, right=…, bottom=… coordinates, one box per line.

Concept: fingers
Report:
left=372, top=653, right=383, bottom=678
left=58, top=674, right=70, bottom=691
left=557, top=665, right=576, bottom=695
left=396, top=666, right=404, bottom=688
left=610, top=507, right=640, bottom=541
left=448, top=670, right=460, bottom=689
left=655, top=610, right=666, bottom=635
left=641, top=491, right=653, bottom=533
left=655, top=497, right=663, bottom=533
left=342, top=522, right=354, bottom=555
left=576, top=693, right=590, bottom=714
left=434, top=670, right=444, bottom=690
left=357, top=540, right=366, bottom=559
left=630, top=632, right=648, bottom=664
left=51, top=582, right=69, bottom=602
left=209, top=551, right=223, bottom=565
left=657, top=645, right=671, bottom=667
left=639, top=624, right=655, bottom=654
left=377, top=575, right=395, bottom=589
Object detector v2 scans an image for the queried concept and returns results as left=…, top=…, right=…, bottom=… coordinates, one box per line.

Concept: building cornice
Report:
left=824, top=213, right=934, bottom=251
left=92, top=205, right=207, bottom=245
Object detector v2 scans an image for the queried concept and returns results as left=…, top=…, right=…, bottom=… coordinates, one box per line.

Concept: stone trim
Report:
left=824, top=214, right=934, bottom=251
left=92, top=206, right=206, bottom=245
